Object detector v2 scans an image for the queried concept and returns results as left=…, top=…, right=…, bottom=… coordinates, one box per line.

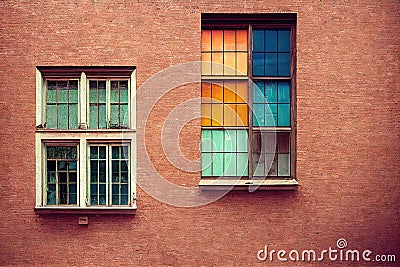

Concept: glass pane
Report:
left=57, top=104, right=68, bottom=129
left=201, top=130, right=212, bottom=152
left=253, top=104, right=265, bottom=126
left=68, top=161, right=77, bottom=170
left=211, top=52, right=223, bottom=75
left=99, top=147, right=106, bottom=159
left=99, top=161, right=106, bottom=173
left=99, top=172, right=106, bottom=183
left=121, top=173, right=128, bottom=183
left=224, top=104, right=236, bottom=126
left=58, top=161, right=67, bottom=171
left=90, top=146, right=98, bottom=159
left=211, top=104, right=223, bottom=126
left=253, top=82, right=264, bottom=103
left=46, top=104, right=57, bottom=128
left=69, top=184, right=77, bottom=194
left=278, top=104, right=290, bottom=126
left=110, top=87, right=119, bottom=103
left=99, top=195, right=106, bottom=205
left=120, top=89, right=128, bottom=103
left=277, top=133, right=290, bottom=153
left=112, top=195, right=119, bottom=205
left=69, top=173, right=77, bottom=183
left=237, top=153, right=248, bottom=176
left=252, top=52, right=264, bottom=76
left=211, top=30, right=223, bottom=51
left=89, top=88, right=97, bottom=104
left=90, top=172, right=97, bottom=182
left=69, top=193, right=77, bottom=204
left=278, top=29, right=291, bottom=52
left=47, top=184, right=56, bottom=205
left=224, top=130, right=236, bottom=152
left=47, top=171, right=56, bottom=183
left=89, top=105, right=98, bottom=128
left=98, top=88, right=106, bottom=103
left=68, top=104, right=78, bottom=129
left=112, top=147, right=120, bottom=159
left=236, top=30, right=247, bottom=51
left=265, top=53, right=278, bottom=76
left=265, top=30, right=278, bottom=52
left=278, top=82, right=290, bottom=103
left=236, top=52, right=248, bottom=75
left=47, top=89, right=56, bottom=103
left=201, top=153, right=212, bottom=176
left=89, top=81, right=97, bottom=90
left=120, top=104, right=128, bottom=126
left=69, top=89, right=78, bottom=103
left=267, top=154, right=277, bottom=176
left=224, top=153, right=236, bottom=176
left=253, top=29, right=264, bottom=52
left=224, top=30, right=235, bottom=51
left=201, top=53, right=211, bottom=76
left=122, top=146, right=129, bottom=159
left=236, top=130, right=248, bottom=152
left=266, top=104, right=277, bottom=126
left=110, top=104, right=119, bottom=125
left=253, top=152, right=265, bottom=177
left=236, top=104, right=248, bottom=126
left=91, top=195, right=98, bottom=205
left=58, top=88, right=68, bottom=103
left=224, top=82, right=236, bottom=103
left=90, top=184, right=98, bottom=195
left=99, top=184, right=106, bottom=194
left=278, top=53, right=290, bottom=76
left=212, top=153, right=223, bottom=176
left=121, top=195, right=129, bottom=205
left=211, top=83, right=223, bottom=103
left=47, top=81, right=57, bottom=90
left=121, top=160, right=128, bottom=172
left=121, top=184, right=128, bottom=194
left=278, top=153, right=290, bottom=176
left=212, top=130, right=224, bottom=152
left=224, top=52, right=236, bottom=75
left=99, top=104, right=107, bottom=129
left=47, top=161, right=56, bottom=171
left=201, top=30, right=211, bottom=51
left=201, top=82, right=212, bottom=102
left=112, top=184, right=119, bottom=195
left=201, top=104, right=211, bottom=126
left=236, top=81, right=248, bottom=103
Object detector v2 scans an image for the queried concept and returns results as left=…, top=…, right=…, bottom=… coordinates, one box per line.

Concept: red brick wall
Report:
left=0, top=0, right=399, bottom=266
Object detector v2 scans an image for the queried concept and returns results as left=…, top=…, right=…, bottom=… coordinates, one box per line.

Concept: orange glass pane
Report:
left=224, top=30, right=235, bottom=51
left=236, top=52, right=248, bottom=75
left=236, top=30, right=248, bottom=51
left=212, top=104, right=223, bottom=126
left=236, top=81, right=248, bottom=103
left=201, top=30, right=211, bottom=51
left=201, top=53, right=211, bottom=76
left=211, top=52, right=223, bottom=75
left=224, top=52, right=236, bottom=75
left=237, top=104, right=248, bottom=126
left=211, top=30, right=223, bottom=51
left=201, top=82, right=212, bottom=102
left=224, top=104, right=237, bottom=126
left=211, top=82, right=223, bottom=103
left=223, top=81, right=236, bottom=103
left=201, top=103, right=212, bottom=126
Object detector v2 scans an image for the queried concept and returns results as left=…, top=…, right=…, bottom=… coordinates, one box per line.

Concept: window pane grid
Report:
left=89, top=81, right=107, bottom=129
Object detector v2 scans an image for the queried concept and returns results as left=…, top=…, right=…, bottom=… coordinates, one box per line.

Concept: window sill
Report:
left=34, top=206, right=136, bottom=215
left=198, top=179, right=298, bottom=191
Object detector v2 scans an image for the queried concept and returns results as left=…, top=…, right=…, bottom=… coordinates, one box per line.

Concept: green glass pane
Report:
left=224, top=130, right=236, bottom=152
left=212, top=130, right=224, bottom=152
left=58, top=89, right=68, bottom=103
left=110, top=104, right=119, bottom=125
left=110, top=88, right=119, bottom=103
left=237, top=152, right=248, bottom=176
left=68, top=104, right=78, bottom=129
left=57, top=104, right=68, bottom=128
left=112, top=147, right=120, bottom=159
left=201, top=130, right=212, bottom=152
left=278, top=53, right=290, bottom=76
left=212, top=153, right=223, bottom=176
left=265, top=81, right=278, bottom=103
left=98, top=88, right=106, bottom=103
left=89, top=105, right=98, bottom=129
left=69, top=89, right=78, bottom=103
left=252, top=29, right=265, bottom=52
left=99, top=104, right=107, bottom=129
left=120, top=89, right=128, bottom=103
left=46, top=104, right=57, bottom=128
left=201, top=153, right=212, bottom=176
left=278, top=153, right=290, bottom=176
left=120, top=104, right=128, bottom=126
left=278, top=82, right=290, bottom=103
left=47, top=89, right=56, bottom=103
left=253, top=82, right=264, bottom=103
left=278, top=104, right=290, bottom=126
left=89, top=89, right=98, bottom=104
left=223, top=153, right=236, bottom=176
left=236, top=130, right=248, bottom=152
left=265, top=104, right=277, bottom=126
left=265, top=30, right=277, bottom=52
left=278, top=29, right=290, bottom=52
left=253, top=104, right=265, bottom=126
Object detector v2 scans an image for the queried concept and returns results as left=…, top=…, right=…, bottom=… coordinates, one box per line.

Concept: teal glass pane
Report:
left=47, top=89, right=56, bottom=103
left=120, top=89, right=128, bottom=103
left=278, top=82, right=290, bottom=103
left=121, top=160, right=128, bottom=172
left=99, top=184, right=106, bottom=195
left=69, top=193, right=77, bottom=205
left=121, top=195, right=128, bottom=205
left=46, top=104, right=57, bottom=128
left=121, top=184, right=128, bottom=195
left=68, top=104, right=78, bottom=129
left=253, top=104, right=265, bottom=126
left=278, top=29, right=290, bottom=52
left=120, top=104, right=128, bottom=126
left=201, top=153, right=212, bottom=176
left=212, top=153, right=223, bottom=176
left=278, top=104, right=290, bottom=126
left=278, top=53, right=290, bottom=76
left=99, top=104, right=107, bottom=128
left=236, top=130, right=248, bottom=152
left=69, top=184, right=77, bottom=194
left=112, top=147, right=120, bottom=159
left=98, top=88, right=106, bottom=103
left=99, top=195, right=106, bottom=205
left=112, top=184, right=119, bottom=195
left=89, top=89, right=98, bottom=104
left=253, top=30, right=264, bottom=52
left=252, top=52, right=265, bottom=76
left=90, top=194, right=98, bottom=205
left=265, top=30, right=278, bottom=52
left=224, top=130, right=236, bottom=152
left=253, top=82, right=264, bottom=103
left=212, top=130, right=224, bottom=152
left=110, top=104, right=119, bottom=125
left=201, top=130, right=212, bottom=152
left=47, top=184, right=56, bottom=205
left=223, top=153, right=236, bottom=176
left=89, top=105, right=98, bottom=128
left=57, top=104, right=68, bottom=128
left=58, top=89, right=68, bottom=103
left=99, top=146, right=106, bottom=159
left=69, top=89, right=78, bottom=103
left=110, top=88, right=119, bottom=103
left=265, top=104, right=277, bottom=126
left=265, top=81, right=277, bottom=103
left=237, top=152, right=248, bottom=176
left=278, top=153, right=290, bottom=176
left=265, top=53, right=278, bottom=76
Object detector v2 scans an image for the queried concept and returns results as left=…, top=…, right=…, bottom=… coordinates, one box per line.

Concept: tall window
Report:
left=201, top=15, right=296, bottom=181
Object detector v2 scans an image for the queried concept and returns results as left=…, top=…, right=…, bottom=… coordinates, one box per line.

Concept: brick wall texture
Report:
left=0, top=0, right=399, bottom=266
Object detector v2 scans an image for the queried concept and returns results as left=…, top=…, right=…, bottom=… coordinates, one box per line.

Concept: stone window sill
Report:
left=198, top=179, right=298, bottom=191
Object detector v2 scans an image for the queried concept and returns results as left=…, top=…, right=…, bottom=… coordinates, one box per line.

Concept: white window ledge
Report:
left=199, top=179, right=298, bottom=191
left=34, top=206, right=136, bottom=215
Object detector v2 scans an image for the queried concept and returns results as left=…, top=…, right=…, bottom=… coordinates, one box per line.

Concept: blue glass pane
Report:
left=278, top=104, right=290, bottom=126
left=278, top=82, right=290, bottom=103
left=212, top=130, right=224, bottom=152
left=237, top=153, right=249, bottom=176
left=223, top=153, right=236, bottom=176
left=265, top=81, right=277, bottom=103
left=252, top=52, right=265, bottom=76
left=278, top=53, right=290, bottom=76
left=224, top=130, right=236, bottom=152
left=212, top=153, right=223, bottom=176
left=253, top=30, right=264, bottom=52
left=90, top=184, right=98, bottom=195
left=253, top=104, right=265, bottom=126
left=265, top=30, right=277, bottom=52
left=265, top=53, right=278, bottom=76
left=253, top=82, right=264, bottom=103
left=201, top=153, right=212, bottom=176
left=278, top=29, right=291, bottom=52
left=265, top=104, right=277, bottom=126
left=236, top=130, right=248, bottom=152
